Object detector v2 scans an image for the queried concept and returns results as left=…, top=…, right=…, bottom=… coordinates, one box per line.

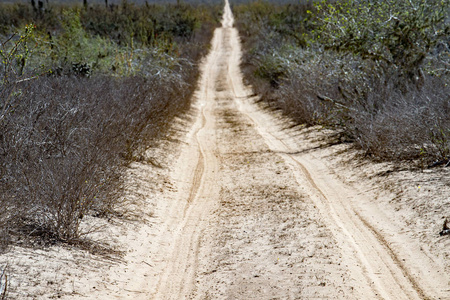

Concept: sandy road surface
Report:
left=4, top=0, right=447, bottom=298
left=151, top=1, right=450, bottom=299
left=0, top=0, right=448, bottom=298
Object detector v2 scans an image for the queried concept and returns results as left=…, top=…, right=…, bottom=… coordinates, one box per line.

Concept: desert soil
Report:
left=1, top=0, right=449, bottom=299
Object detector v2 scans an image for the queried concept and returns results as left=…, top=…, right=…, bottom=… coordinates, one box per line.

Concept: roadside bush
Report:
left=233, top=1, right=313, bottom=97
left=0, top=1, right=219, bottom=245
left=2, top=74, right=194, bottom=242
left=0, top=1, right=222, bottom=76
left=234, top=0, right=450, bottom=165
left=278, top=48, right=450, bottom=161
left=311, top=0, right=449, bottom=83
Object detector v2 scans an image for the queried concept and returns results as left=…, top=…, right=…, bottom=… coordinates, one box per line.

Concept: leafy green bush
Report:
left=0, top=1, right=222, bottom=76
left=311, top=0, right=449, bottom=82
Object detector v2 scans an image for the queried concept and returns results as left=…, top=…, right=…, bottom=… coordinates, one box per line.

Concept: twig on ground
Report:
left=440, top=218, right=450, bottom=236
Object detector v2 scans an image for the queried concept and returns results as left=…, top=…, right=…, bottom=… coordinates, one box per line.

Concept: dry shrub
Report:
left=0, top=72, right=197, bottom=243
left=0, top=41, right=204, bottom=245
left=350, top=77, right=450, bottom=162
left=272, top=48, right=450, bottom=164
left=0, top=0, right=219, bottom=247
left=234, top=1, right=449, bottom=165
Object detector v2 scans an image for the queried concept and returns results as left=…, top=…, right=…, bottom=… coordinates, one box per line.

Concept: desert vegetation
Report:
left=0, top=0, right=221, bottom=264
left=234, top=0, right=449, bottom=165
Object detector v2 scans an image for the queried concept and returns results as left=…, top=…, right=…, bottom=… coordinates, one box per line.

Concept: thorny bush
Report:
left=0, top=1, right=219, bottom=245
left=234, top=0, right=450, bottom=165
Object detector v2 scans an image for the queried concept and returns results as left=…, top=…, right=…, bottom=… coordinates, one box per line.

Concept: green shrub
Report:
left=311, top=0, right=450, bottom=81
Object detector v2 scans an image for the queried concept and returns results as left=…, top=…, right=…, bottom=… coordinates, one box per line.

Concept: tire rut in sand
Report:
left=153, top=0, right=448, bottom=299
left=152, top=17, right=222, bottom=300
left=193, top=89, right=354, bottom=299
left=222, top=1, right=437, bottom=298
left=228, top=29, right=427, bottom=300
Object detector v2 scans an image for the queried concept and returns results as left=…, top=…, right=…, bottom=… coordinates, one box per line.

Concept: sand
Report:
left=1, top=0, right=449, bottom=299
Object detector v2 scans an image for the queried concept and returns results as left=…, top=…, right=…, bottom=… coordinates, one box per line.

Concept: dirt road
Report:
left=1, top=0, right=448, bottom=298
left=142, top=1, right=450, bottom=299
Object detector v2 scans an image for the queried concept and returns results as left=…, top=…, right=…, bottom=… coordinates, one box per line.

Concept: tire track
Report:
left=223, top=1, right=432, bottom=298
left=152, top=18, right=223, bottom=300
left=232, top=63, right=426, bottom=300
left=151, top=0, right=448, bottom=299
left=229, top=46, right=426, bottom=300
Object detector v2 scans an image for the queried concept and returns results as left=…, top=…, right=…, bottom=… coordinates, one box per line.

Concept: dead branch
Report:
left=0, top=264, right=7, bottom=300
left=316, top=95, right=357, bottom=112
